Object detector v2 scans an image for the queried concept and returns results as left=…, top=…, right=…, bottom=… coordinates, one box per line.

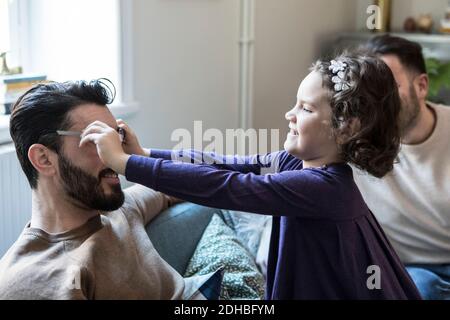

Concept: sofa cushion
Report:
left=184, top=214, right=265, bottom=300
left=220, top=210, right=271, bottom=258
left=146, top=203, right=220, bottom=274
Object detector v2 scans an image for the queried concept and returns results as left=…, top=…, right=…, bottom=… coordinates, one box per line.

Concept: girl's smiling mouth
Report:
left=289, top=126, right=299, bottom=136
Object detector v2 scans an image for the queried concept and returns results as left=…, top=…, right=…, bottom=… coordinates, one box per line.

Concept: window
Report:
left=27, top=0, right=121, bottom=99
left=0, top=0, right=10, bottom=54
left=0, top=0, right=25, bottom=67
left=0, top=0, right=138, bottom=144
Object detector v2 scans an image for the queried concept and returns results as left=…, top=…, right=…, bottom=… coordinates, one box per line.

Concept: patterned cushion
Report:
left=184, top=214, right=265, bottom=300
left=183, top=268, right=225, bottom=300
left=220, top=210, right=271, bottom=258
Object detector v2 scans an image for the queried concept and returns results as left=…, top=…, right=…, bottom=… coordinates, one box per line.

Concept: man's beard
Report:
left=58, top=155, right=125, bottom=212
left=399, top=84, right=421, bottom=135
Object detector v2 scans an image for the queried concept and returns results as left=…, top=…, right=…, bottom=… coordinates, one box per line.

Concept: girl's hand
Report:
left=79, top=121, right=130, bottom=175
left=117, top=119, right=149, bottom=157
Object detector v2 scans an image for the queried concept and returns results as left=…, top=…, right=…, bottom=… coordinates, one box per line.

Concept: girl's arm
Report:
left=112, top=119, right=283, bottom=174
left=79, top=121, right=328, bottom=218
left=148, top=149, right=282, bottom=174
left=125, top=155, right=326, bottom=218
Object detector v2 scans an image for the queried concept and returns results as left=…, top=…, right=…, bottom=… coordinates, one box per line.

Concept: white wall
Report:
left=126, top=0, right=359, bottom=150
left=127, top=0, right=240, bottom=149
left=355, top=0, right=449, bottom=32
left=252, top=0, right=358, bottom=138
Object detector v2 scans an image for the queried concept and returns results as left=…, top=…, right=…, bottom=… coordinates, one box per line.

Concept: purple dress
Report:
left=125, top=150, right=421, bottom=300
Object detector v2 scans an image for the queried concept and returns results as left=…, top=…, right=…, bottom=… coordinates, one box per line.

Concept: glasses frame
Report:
left=56, top=128, right=125, bottom=143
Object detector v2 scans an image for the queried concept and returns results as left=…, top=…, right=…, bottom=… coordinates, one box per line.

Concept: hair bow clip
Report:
left=328, top=60, right=351, bottom=92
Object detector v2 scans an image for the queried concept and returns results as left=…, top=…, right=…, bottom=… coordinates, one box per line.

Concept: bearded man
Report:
left=0, top=80, right=189, bottom=299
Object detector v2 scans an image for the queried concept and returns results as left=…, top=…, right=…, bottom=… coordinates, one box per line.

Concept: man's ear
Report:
left=414, top=73, right=429, bottom=101
left=336, top=117, right=361, bottom=144
left=28, top=144, right=58, bottom=177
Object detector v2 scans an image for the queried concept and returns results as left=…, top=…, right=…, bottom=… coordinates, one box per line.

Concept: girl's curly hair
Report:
left=311, top=51, right=401, bottom=178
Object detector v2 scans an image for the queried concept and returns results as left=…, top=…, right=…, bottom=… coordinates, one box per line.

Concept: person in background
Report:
left=353, top=34, right=450, bottom=300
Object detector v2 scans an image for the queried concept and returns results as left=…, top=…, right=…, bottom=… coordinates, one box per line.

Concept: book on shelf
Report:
left=0, top=74, right=47, bottom=115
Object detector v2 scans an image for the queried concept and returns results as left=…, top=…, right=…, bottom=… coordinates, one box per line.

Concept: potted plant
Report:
left=425, top=58, right=450, bottom=104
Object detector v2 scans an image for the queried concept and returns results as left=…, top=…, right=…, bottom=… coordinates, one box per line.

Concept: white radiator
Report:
left=0, top=144, right=32, bottom=258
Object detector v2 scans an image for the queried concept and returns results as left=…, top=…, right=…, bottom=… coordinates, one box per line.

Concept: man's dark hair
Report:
left=9, top=79, right=115, bottom=189
left=364, top=34, right=427, bottom=75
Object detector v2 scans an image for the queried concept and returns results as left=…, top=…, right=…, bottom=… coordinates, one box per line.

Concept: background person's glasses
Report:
left=56, top=128, right=125, bottom=143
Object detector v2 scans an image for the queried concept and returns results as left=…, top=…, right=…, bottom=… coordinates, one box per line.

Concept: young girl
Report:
left=81, top=52, right=421, bottom=299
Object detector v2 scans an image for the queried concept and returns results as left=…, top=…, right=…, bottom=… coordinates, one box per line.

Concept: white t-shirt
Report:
left=353, top=103, right=450, bottom=265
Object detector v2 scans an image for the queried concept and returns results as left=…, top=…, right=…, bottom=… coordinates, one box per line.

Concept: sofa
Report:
left=145, top=202, right=271, bottom=299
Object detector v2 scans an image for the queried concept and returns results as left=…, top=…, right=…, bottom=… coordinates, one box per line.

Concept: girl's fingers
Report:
left=88, top=120, right=110, bottom=129
left=79, top=133, right=101, bottom=148
left=116, top=120, right=135, bottom=144
left=80, top=125, right=104, bottom=139
left=117, top=123, right=126, bottom=132
left=82, top=121, right=110, bottom=135
left=116, top=119, right=131, bottom=133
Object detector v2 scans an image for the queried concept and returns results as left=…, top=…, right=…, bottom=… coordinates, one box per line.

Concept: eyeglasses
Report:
left=56, top=127, right=125, bottom=143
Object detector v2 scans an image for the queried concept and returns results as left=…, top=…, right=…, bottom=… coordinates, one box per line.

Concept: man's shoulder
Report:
left=0, top=243, right=76, bottom=299
left=120, top=184, right=158, bottom=214
left=426, top=102, right=450, bottom=149
left=429, top=101, right=450, bottom=120
left=112, top=184, right=168, bottom=225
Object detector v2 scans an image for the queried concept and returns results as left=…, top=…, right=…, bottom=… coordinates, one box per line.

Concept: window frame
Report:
left=4, top=0, right=30, bottom=72
left=0, top=0, right=139, bottom=145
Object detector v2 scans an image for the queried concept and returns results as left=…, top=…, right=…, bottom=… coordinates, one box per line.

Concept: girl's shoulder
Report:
left=276, top=151, right=303, bottom=172
left=276, top=151, right=352, bottom=177
left=277, top=159, right=355, bottom=194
